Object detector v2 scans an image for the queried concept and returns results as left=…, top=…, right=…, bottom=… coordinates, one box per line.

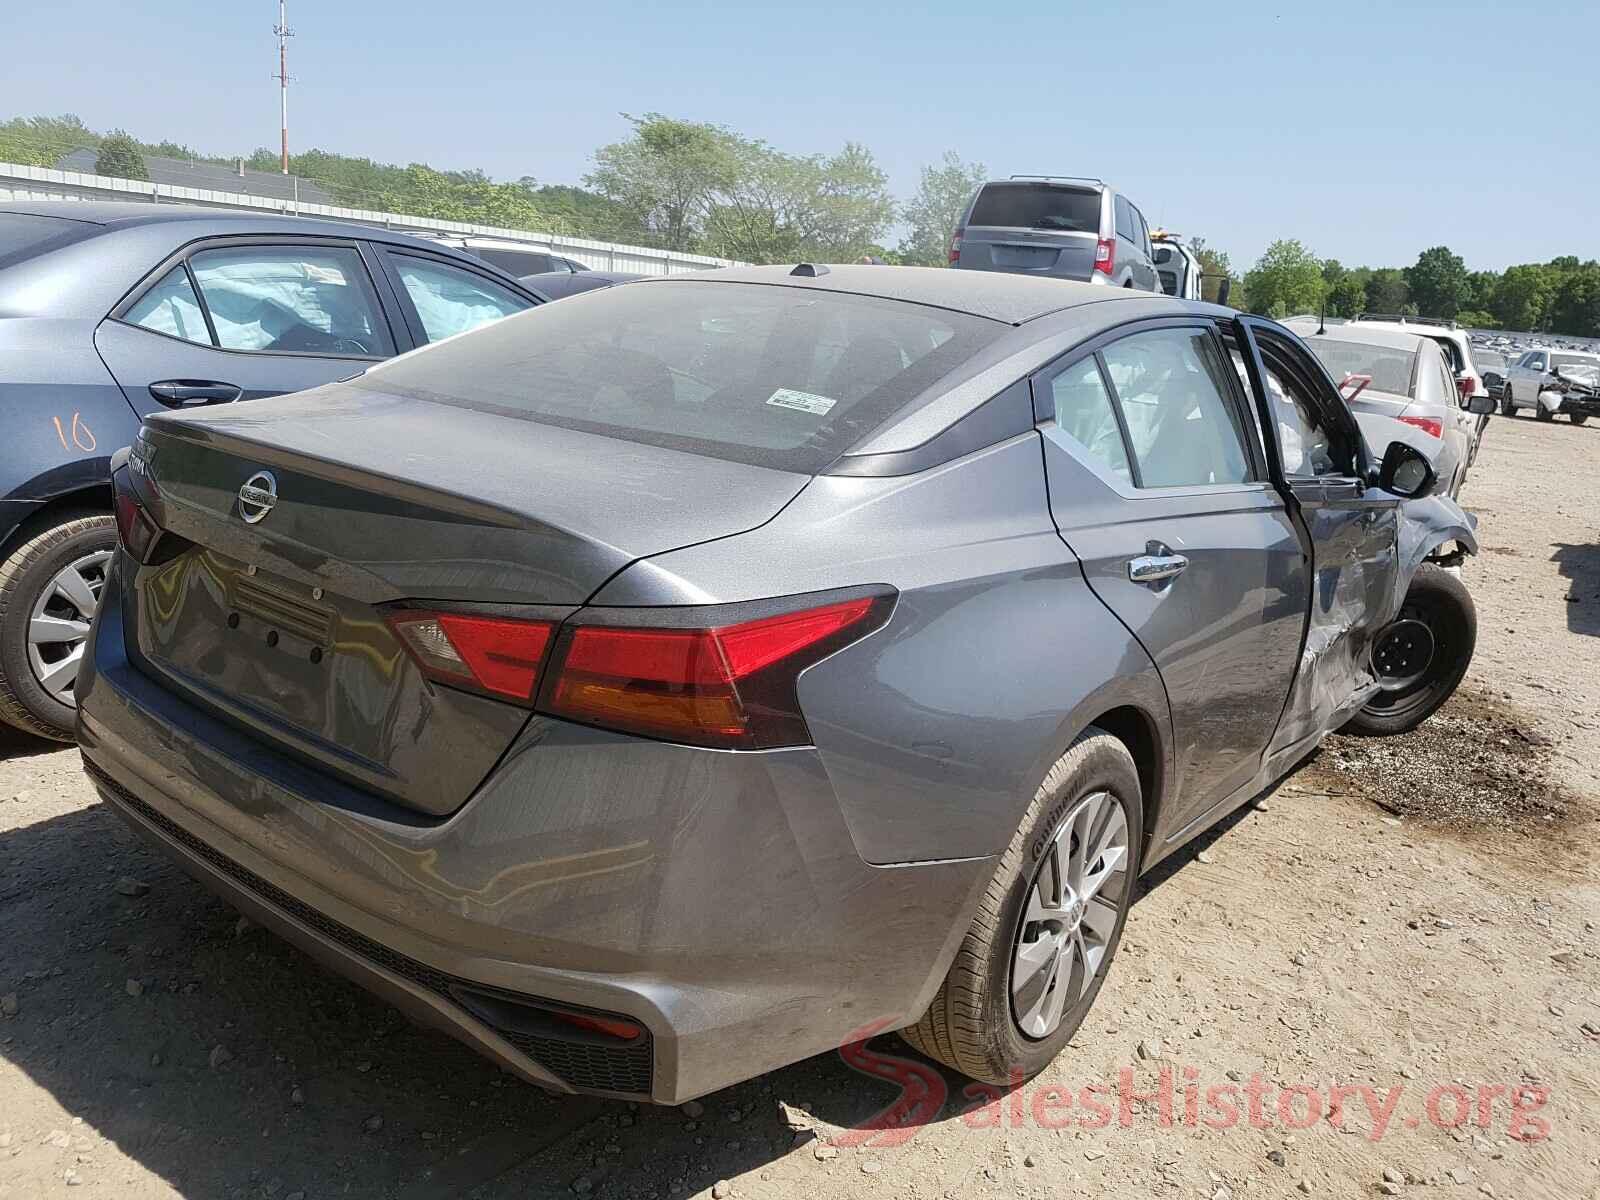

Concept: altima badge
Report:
left=237, top=471, right=278, bottom=524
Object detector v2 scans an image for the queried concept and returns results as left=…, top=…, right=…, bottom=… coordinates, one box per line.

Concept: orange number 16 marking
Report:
left=51, top=412, right=97, bottom=453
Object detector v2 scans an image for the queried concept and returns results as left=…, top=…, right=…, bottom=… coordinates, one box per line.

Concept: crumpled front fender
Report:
left=1395, top=492, right=1478, bottom=606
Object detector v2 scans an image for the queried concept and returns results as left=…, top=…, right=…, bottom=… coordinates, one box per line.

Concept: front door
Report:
left=94, top=238, right=399, bottom=418
left=1232, top=318, right=1403, bottom=759
left=1035, top=319, right=1308, bottom=823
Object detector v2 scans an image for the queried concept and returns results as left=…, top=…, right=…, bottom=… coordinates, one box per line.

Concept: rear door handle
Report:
left=148, top=380, right=243, bottom=406
left=1128, top=553, right=1189, bottom=584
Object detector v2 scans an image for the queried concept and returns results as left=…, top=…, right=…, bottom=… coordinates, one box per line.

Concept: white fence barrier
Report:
left=0, top=161, right=736, bottom=276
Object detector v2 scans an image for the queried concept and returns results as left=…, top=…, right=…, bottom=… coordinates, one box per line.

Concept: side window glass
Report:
left=1530, top=354, right=1546, bottom=372
left=1048, top=357, right=1132, bottom=483
left=1250, top=335, right=1345, bottom=478
left=189, top=246, right=394, bottom=357
left=1114, top=195, right=1134, bottom=242
left=125, top=266, right=211, bottom=346
left=1099, top=328, right=1252, bottom=488
left=393, top=256, right=532, bottom=344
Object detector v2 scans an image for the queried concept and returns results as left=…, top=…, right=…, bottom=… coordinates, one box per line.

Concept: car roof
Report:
left=648, top=263, right=1179, bottom=326
left=0, top=200, right=447, bottom=247
left=1290, top=322, right=1428, bottom=353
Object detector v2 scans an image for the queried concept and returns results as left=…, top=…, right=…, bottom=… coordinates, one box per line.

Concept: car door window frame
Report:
left=108, top=234, right=402, bottom=361
left=1231, top=315, right=1368, bottom=490
left=371, top=246, right=540, bottom=348
left=1031, top=315, right=1275, bottom=499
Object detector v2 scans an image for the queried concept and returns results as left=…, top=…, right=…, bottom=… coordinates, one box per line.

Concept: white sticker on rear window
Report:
left=766, top=388, right=837, bottom=416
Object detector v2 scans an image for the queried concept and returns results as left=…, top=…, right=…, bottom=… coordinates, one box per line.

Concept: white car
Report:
left=1288, top=321, right=1492, bottom=498
left=1501, top=347, right=1600, bottom=425
left=1346, top=315, right=1488, bottom=410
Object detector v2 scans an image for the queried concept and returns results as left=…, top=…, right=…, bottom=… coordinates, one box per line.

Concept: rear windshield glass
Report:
left=0, top=212, right=93, bottom=267
left=354, top=281, right=1004, bottom=472
left=1303, top=339, right=1416, bottom=397
left=968, top=184, right=1100, bottom=233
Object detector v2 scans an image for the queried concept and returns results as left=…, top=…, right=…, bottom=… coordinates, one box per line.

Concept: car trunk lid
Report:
left=124, top=385, right=810, bottom=815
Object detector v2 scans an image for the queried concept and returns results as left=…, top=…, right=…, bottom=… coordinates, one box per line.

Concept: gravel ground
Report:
left=2, top=413, right=1597, bottom=1200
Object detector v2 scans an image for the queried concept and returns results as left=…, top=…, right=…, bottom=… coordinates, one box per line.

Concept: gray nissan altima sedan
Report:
left=76, top=264, right=1478, bottom=1102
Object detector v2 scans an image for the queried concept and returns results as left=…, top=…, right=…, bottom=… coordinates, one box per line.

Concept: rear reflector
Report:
left=543, top=594, right=892, bottom=749
left=949, top=232, right=963, bottom=264
left=1398, top=415, right=1443, bottom=439
left=388, top=612, right=556, bottom=702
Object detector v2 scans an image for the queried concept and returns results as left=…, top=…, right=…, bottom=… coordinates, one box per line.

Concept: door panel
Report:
left=1036, top=323, right=1308, bottom=817
left=1233, top=318, right=1405, bottom=761
left=94, top=320, right=372, bottom=418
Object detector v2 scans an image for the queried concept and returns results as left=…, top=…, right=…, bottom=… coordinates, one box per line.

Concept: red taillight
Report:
left=113, top=480, right=163, bottom=564
left=1399, top=415, right=1443, bottom=439
left=949, top=231, right=963, bottom=264
left=1093, top=236, right=1116, bottom=277
left=388, top=611, right=556, bottom=702
left=542, top=594, right=891, bottom=749
left=390, top=593, right=895, bottom=748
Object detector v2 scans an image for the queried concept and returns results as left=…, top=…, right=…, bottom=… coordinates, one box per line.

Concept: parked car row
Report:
left=6, top=200, right=1484, bottom=1107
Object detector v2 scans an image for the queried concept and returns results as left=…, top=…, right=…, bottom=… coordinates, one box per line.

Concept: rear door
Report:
left=95, top=236, right=399, bottom=417
left=956, top=182, right=1103, bottom=280
left=1035, top=318, right=1308, bottom=829
left=1232, top=317, right=1403, bottom=756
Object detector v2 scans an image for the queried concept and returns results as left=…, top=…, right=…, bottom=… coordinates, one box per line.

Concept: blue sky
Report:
left=5, top=0, right=1596, bottom=271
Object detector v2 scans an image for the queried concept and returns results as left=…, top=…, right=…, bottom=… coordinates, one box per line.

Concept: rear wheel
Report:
left=0, top=514, right=115, bottom=742
left=1342, top=563, right=1475, bottom=737
left=900, top=729, right=1141, bottom=1084
left=1571, top=413, right=1589, bottom=426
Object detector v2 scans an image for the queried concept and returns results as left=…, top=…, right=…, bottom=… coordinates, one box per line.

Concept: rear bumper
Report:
left=76, top=555, right=993, bottom=1102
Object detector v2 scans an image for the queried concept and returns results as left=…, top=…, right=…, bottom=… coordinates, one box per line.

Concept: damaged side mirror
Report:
left=1376, top=441, right=1436, bottom=499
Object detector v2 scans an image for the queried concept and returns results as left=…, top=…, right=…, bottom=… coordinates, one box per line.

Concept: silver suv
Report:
left=950, top=176, right=1161, bottom=291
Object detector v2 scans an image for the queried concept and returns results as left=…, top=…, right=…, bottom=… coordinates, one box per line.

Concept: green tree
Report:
left=0, top=113, right=99, bottom=166
left=1188, top=238, right=1237, bottom=306
left=1404, top=245, right=1468, bottom=320
left=1547, top=263, right=1600, bottom=338
left=94, top=130, right=148, bottom=180
left=1454, top=309, right=1497, bottom=329
left=586, top=114, right=738, bottom=252
left=1244, top=239, right=1325, bottom=317
left=1463, top=269, right=1499, bottom=316
left=1492, top=264, right=1552, bottom=332
left=703, top=138, right=894, bottom=264
left=1328, top=266, right=1370, bottom=318
left=1364, top=268, right=1411, bottom=315
left=897, top=151, right=985, bottom=267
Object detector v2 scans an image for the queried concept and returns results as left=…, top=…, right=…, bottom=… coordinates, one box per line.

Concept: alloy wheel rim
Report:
left=26, top=549, right=112, bottom=707
left=1010, top=790, right=1129, bottom=1040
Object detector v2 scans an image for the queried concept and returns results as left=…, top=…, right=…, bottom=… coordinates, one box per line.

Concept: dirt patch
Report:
left=1304, top=685, right=1573, bottom=828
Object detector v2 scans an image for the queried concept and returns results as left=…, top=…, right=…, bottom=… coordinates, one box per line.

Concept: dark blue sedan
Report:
left=0, top=202, right=545, bottom=739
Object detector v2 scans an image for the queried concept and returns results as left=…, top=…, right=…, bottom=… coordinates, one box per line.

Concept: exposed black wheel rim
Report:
left=1362, top=591, right=1465, bottom=723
